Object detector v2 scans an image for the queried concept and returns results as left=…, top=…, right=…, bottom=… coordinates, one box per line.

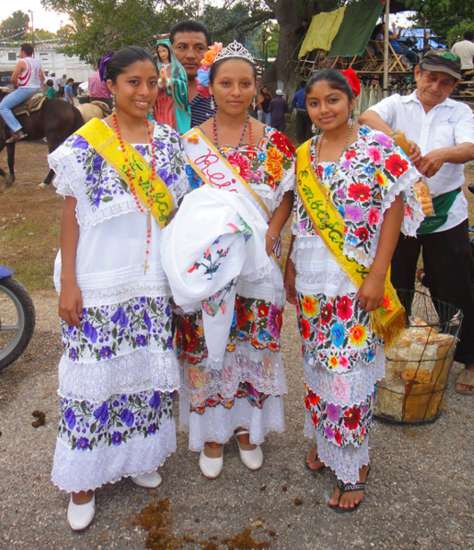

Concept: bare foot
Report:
left=306, top=446, right=325, bottom=471
left=235, top=428, right=257, bottom=451
left=203, top=441, right=223, bottom=458
left=71, top=490, right=94, bottom=505
left=329, top=465, right=370, bottom=511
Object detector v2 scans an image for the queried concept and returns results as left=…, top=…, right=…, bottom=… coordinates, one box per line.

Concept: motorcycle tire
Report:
left=0, top=276, right=36, bottom=371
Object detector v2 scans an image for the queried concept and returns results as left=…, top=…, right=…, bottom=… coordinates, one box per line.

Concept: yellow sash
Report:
left=183, top=127, right=271, bottom=221
left=75, top=118, right=174, bottom=228
left=296, top=140, right=405, bottom=347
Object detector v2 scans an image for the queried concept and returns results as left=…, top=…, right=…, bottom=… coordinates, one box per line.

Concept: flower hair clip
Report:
left=196, top=42, right=223, bottom=97
left=340, top=68, right=361, bottom=98
left=98, top=52, right=114, bottom=82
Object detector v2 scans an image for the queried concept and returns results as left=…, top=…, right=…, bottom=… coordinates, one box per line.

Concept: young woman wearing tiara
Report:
left=285, top=69, right=424, bottom=511
left=165, top=41, right=295, bottom=478
left=49, top=46, right=188, bottom=530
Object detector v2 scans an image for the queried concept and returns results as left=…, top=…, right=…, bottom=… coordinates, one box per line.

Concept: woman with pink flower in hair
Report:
left=285, top=68, right=424, bottom=512
left=168, top=41, right=295, bottom=479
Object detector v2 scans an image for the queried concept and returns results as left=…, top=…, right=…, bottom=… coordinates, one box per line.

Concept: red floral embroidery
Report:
left=320, top=302, right=333, bottom=324
left=348, top=182, right=371, bottom=202
left=336, top=295, right=353, bottom=321
left=300, top=318, right=311, bottom=339
left=384, top=153, right=408, bottom=177
left=355, top=227, right=369, bottom=242
left=258, top=303, right=269, bottom=317
left=343, top=406, right=361, bottom=430
left=345, top=149, right=357, bottom=160
left=270, top=131, right=296, bottom=158
left=227, top=151, right=252, bottom=180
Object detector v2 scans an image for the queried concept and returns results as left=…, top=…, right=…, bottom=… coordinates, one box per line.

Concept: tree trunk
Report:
left=265, top=0, right=310, bottom=93
left=266, top=0, right=341, bottom=93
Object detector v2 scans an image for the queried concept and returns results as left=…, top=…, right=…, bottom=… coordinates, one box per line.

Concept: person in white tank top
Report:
left=0, top=43, right=45, bottom=143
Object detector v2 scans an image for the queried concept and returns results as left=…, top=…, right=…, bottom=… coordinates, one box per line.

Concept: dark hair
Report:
left=46, top=79, right=54, bottom=87
left=464, top=30, right=474, bottom=41
left=170, top=20, right=210, bottom=45
left=305, top=69, right=353, bottom=101
left=209, top=57, right=257, bottom=84
left=67, top=78, right=74, bottom=84
left=105, top=46, right=156, bottom=82
left=156, top=43, right=171, bottom=62
left=20, top=43, right=34, bottom=56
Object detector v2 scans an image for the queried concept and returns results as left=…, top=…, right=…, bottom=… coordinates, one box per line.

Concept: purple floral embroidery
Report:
left=58, top=390, right=173, bottom=450
left=61, top=296, right=174, bottom=362
left=62, top=125, right=186, bottom=211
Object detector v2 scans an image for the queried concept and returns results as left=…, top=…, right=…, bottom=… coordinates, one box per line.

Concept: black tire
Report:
left=0, top=277, right=36, bottom=371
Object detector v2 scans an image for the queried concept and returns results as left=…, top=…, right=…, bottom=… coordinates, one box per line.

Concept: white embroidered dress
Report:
left=293, top=127, right=423, bottom=483
left=49, top=122, right=188, bottom=492
left=177, top=128, right=295, bottom=451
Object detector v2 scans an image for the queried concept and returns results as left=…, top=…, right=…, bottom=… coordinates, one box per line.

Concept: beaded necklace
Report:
left=212, top=113, right=253, bottom=149
left=111, top=111, right=157, bottom=273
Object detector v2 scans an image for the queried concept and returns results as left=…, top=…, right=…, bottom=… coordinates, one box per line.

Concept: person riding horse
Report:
left=0, top=43, right=45, bottom=144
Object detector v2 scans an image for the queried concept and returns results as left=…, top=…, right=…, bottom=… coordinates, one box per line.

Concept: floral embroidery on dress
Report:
left=294, top=125, right=418, bottom=262
left=296, top=292, right=379, bottom=373
left=63, top=124, right=186, bottom=211
left=186, top=127, right=295, bottom=193
left=176, top=295, right=283, bottom=367
left=190, top=382, right=269, bottom=414
left=304, top=386, right=373, bottom=447
left=58, top=390, right=173, bottom=450
left=62, top=296, right=173, bottom=362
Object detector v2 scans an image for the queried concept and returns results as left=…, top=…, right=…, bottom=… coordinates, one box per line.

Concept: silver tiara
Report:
left=214, top=40, right=255, bottom=64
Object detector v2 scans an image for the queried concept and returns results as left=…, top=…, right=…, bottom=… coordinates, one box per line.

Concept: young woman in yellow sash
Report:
left=285, top=69, right=424, bottom=512
left=48, top=46, right=189, bottom=530
left=176, top=41, right=295, bottom=479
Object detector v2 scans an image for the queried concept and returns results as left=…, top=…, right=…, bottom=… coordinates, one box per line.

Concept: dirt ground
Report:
left=0, top=142, right=474, bottom=549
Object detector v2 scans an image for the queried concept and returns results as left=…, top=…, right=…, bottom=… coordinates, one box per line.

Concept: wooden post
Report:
left=383, top=0, right=390, bottom=97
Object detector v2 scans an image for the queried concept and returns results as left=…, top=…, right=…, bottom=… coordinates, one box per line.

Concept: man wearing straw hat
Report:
left=360, top=50, right=474, bottom=396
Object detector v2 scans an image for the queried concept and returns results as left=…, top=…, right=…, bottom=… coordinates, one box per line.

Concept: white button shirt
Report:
left=369, top=91, right=474, bottom=232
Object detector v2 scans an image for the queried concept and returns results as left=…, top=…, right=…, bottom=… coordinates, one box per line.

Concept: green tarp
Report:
left=328, top=0, right=384, bottom=57
left=298, top=7, right=346, bottom=58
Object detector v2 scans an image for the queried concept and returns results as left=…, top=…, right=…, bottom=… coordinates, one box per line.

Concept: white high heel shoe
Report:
left=235, top=429, right=263, bottom=470
left=131, top=471, right=162, bottom=488
left=67, top=494, right=95, bottom=531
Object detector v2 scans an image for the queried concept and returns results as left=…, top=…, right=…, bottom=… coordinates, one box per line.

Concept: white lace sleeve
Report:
left=48, top=140, right=84, bottom=198
left=273, top=163, right=295, bottom=211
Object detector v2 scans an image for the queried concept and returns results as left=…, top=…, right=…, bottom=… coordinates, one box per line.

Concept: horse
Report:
left=0, top=89, right=84, bottom=187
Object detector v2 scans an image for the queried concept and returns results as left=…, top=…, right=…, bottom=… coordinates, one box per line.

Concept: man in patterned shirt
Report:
left=170, top=20, right=216, bottom=128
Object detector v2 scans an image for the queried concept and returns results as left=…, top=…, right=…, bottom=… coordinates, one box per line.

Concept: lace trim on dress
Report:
left=184, top=345, right=287, bottom=406
left=272, top=168, right=295, bottom=211
left=237, top=260, right=285, bottom=306
left=50, top=148, right=83, bottom=197
left=303, top=347, right=385, bottom=406
left=78, top=281, right=171, bottom=306
left=51, top=416, right=176, bottom=492
left=58, top=349, right=181, bottom=402
left=179, top=393, right=285, bottom=451
left=304, top=416, right=370, bottom=484
left=293, top=235, right=357, bottom=295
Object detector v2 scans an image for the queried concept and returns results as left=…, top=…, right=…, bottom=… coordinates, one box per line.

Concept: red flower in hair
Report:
left=340, top=68, right=361, bottom=97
